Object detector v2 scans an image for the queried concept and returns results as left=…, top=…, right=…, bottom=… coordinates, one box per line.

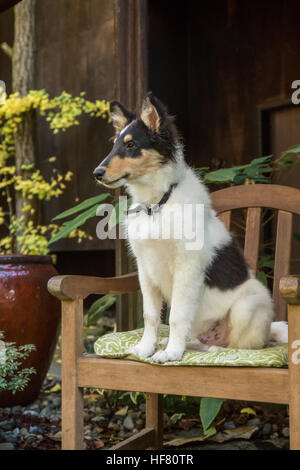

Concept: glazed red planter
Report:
left=0, top=255, right=60, bottom=406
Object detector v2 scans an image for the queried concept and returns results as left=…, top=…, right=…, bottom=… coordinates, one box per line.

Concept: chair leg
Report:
left=61, top=300, right=84, bottom=450
left=288, top=304, right=300, bottom=450
left=146, top=393, right=164, bottom=449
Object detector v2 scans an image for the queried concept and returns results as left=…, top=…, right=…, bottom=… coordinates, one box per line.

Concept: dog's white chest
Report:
left=126, top=212, right=177, bottom=298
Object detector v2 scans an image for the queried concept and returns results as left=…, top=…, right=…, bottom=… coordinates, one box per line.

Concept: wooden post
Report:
left=61, top=300, right=84, bottom=450
left=288, top=303, right=300, bottom=450
left=146, top=393, right=164, bottom=449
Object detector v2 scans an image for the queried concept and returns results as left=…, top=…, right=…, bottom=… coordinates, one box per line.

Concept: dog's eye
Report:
left=126, top=141, right=136, bottom=149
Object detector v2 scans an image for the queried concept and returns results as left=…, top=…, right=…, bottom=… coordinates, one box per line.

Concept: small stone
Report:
left=262, top=423, right=272, bottom=436
left=24, top=410, right=39, bottom=417
left=91, top=416, right=104, bottom=423
left=123, top=416, right=134, bottom=431
left=53, top=431, right=62, bottom=439
left=272, top=424, right=278, bottom=432
left=0, top=419, right=15, bottom=431
left=139, top=404, right=146, bottom=412
left=29, top=404, right=40, bottom=411
left=20, top=428, right=29, bottom=437
left=247, top=418, right=261, bottom=426
left=4, top=432, right=18, bottom=444
left=136, top=419, right=144, bottom=430
left=0, top=443, right=15, bottom=450
left=29, top=426, right=43, bottom=434
left=282, top=427, right=289, bottom=437
left=224, top=421, right=236, bottom=430
left=52, top=397, right=61, bottom=408
left=12, top=406, right=22, bottom=413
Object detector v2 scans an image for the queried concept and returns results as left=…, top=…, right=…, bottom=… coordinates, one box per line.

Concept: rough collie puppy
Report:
left=94, top=92, right=287, bottom=363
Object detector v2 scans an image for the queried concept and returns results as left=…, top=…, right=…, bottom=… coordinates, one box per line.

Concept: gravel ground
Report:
left=0, top=373, right=290, bottom=450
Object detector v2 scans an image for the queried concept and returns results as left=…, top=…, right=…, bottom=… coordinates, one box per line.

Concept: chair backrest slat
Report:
left=219, top=211, right=231, bottom=230
left=244, top=207, right=262, bottom=276
left=273, top=210, right=293, bottom=321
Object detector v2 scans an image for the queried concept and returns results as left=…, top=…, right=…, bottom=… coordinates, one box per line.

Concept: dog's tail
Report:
left=269, top=321, right=288, bottom=343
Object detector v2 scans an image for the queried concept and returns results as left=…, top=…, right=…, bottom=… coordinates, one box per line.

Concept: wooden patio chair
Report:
left=48, top=184, right=300, bottom=450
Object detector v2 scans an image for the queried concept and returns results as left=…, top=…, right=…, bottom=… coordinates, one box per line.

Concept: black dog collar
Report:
left=128, top=183, right=178, bottom=216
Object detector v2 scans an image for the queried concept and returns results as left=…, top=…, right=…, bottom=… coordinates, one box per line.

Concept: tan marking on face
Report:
left=124, top=134, right=133, bottom=143
left=104, top=149, right=163, bottom=182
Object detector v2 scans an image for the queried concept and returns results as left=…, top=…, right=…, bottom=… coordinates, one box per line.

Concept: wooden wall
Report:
left=35, top=0, right=119, bottom=253
left=148, top=0, right=300, bottom=169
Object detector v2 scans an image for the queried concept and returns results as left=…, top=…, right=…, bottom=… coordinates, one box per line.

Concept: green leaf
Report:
left=259, top=256, right=275, bottom=269
left=48, top=204, right=99, bottom=245
left=257, top=271, right=268, bottom=286
left=129, top=391, right=141, bottom=405
left=281, top=144, right=300, bottom=156
left=204, top=168, right=237, bottom=183
left=52, top=193, right=110, bottom=221
left=249, top=155, right=272, bottom=165
left=200, top=398, right=225, bottom=432
left=170, top=413, right=185, bottom=424
left=233, top=174, right=247, bottom=185
left=108, top=198, right=132, bottom=230
left=204, top=426, right=217, bottom=437
left=84, top=294, right=116, bottom=326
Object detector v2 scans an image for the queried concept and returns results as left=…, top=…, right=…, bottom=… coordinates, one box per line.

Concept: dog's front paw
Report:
left=151, top=348, right=184, bottom=363
left=130, top=341, right=156, bottom=359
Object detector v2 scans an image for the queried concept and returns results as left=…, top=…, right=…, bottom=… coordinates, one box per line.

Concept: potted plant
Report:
left=0, top=89, right=109, bottom=405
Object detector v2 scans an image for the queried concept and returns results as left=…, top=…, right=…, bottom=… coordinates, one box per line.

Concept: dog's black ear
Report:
left=110, top=101, right=136, bottom=135
left=140, top=92, right=167, bottom=133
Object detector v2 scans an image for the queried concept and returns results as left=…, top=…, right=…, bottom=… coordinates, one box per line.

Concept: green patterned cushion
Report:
left=94, top=325, right=288, bottom=368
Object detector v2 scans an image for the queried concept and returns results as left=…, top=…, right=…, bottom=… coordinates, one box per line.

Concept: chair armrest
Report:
left=47, top=272, right=140, bottom=301
left=279, top=275, right=300, bottom=305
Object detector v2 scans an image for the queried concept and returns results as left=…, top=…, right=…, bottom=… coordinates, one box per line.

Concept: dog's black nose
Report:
left=93, top=167, right=106, bottom=180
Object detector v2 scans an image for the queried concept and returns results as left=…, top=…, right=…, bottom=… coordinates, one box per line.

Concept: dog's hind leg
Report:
left=228, top=279, right=273, bottom=349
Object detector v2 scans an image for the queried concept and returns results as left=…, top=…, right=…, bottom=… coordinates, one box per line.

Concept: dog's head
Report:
left=93, top=92, right=179, bottom=188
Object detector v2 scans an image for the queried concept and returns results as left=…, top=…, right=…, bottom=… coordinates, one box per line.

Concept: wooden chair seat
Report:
left=48, top=184, right=300, bottom=450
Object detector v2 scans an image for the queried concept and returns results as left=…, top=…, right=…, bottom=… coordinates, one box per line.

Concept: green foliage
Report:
left=200, top=146, right=300, bottom=185
left=199, top=397, right=225, bottom=433
left=0, top=331, right=36, bottom=394
left=84, top=294, right=117, bottom=327
left=0, top=90, right=110, bottom=254
left=201, top=156, right=273, bottom=184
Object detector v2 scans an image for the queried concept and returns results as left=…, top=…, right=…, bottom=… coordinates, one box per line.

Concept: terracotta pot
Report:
left=0, top=255, right=60, bottom=406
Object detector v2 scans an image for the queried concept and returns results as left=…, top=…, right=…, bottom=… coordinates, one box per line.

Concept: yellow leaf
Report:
left=115, top=406, right=128, bottom=416
left=241, top=407, right=256, bottom=416
left=46, top=383, right=62, bottom=393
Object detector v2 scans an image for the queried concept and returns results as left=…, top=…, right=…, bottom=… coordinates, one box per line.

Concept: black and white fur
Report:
left=94, top=92, right=288, bottom=363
